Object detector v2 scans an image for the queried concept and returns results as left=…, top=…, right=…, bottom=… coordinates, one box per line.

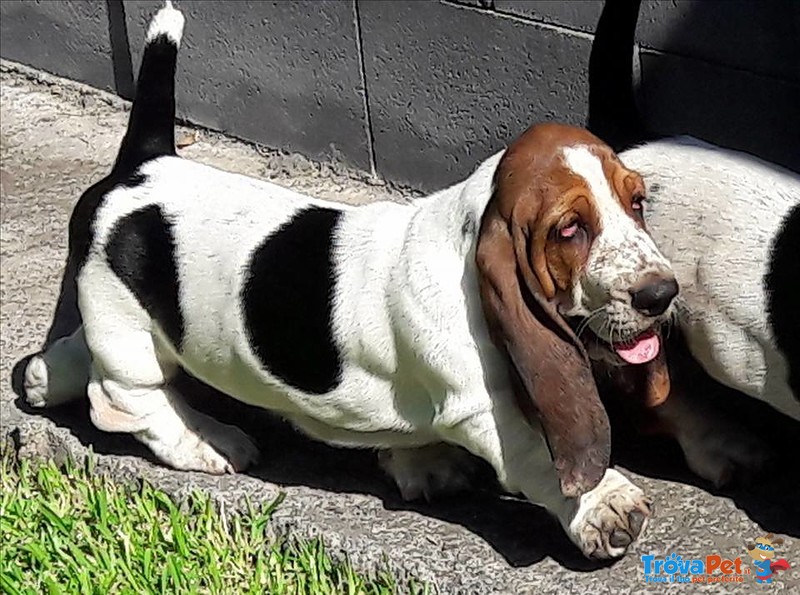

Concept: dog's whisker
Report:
left=576, top=307, right=605, bottom=339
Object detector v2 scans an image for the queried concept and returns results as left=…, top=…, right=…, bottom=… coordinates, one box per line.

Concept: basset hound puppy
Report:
left=588, top=0, right=799, bottom=485
left=23, top=2, right=678, bottom=558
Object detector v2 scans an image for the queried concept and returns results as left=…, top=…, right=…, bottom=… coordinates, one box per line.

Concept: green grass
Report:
left=0, top=448, right=430, bottom=595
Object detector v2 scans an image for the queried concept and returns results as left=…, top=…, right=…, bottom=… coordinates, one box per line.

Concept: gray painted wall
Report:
left=2, top=0, right=798, bottom=190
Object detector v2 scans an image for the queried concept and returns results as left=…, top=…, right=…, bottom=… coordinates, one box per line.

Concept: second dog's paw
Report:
left=568, top=469, right=652, bottom=559
left=202, top=422, right=261, bottom=473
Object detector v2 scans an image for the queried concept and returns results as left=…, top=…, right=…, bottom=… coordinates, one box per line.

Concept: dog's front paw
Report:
left=379, top=443, right=479, bottom=502
left=656, top=392, right=773, bottom=488
left=568, top=468, right=652, bottom=559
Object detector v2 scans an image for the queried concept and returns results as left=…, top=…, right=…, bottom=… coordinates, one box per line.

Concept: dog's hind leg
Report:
left=24, top=326, right=92, bottom=408
left=80, top=268, right=259, bottom=474
left=85, top=339, right=260, bottom=473
left=87, top=369, right=260, bottom=474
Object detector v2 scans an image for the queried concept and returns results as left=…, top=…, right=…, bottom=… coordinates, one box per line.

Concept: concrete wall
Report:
left=2, top=0, right=798, bottom=190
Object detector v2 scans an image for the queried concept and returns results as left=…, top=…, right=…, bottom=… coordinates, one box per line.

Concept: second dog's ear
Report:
left=745, top=542, right=755, bottom=551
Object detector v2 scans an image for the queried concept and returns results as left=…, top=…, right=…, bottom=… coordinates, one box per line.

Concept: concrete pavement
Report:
left=2, top=61, right=798, bottom=594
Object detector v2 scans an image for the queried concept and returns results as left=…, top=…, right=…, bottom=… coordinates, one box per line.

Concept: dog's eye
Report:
left=559, top=221, right=580, bottom=239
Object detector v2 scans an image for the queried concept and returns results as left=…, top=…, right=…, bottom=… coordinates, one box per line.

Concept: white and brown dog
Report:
left=587, top=0, right=799, bottom=482
left=23, top=2, right=679, bottom=558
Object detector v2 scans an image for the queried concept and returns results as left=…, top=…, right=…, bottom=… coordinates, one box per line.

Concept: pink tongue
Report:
left=614, top=333, right=660, bottom=365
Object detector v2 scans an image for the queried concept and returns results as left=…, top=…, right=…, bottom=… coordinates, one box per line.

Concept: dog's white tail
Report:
left=146, top=0, right=184, bottom=46
left=113, top=1, right=185, bottom=176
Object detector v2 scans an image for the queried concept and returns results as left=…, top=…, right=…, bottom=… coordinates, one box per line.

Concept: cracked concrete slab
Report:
left=2, top=61, right=798, bottom=594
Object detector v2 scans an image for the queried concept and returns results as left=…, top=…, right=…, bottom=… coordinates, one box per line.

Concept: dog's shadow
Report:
left=11, top=347, right=800, bottom=572
left=601, top=347, right=800, bottom=540
left=624, top=400, right=800, bottom=536
left=10, top=357, right=599, bottom=570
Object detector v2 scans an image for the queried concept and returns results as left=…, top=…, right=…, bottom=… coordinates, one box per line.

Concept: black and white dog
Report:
left=588, top=0, right=800, bottom=425
left=21, top=1, right=684, bottom=558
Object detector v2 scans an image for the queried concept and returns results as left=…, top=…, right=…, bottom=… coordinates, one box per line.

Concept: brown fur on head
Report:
left=476, top=123, right=675, bottom=497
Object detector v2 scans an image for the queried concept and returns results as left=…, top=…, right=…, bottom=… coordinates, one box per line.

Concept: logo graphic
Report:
left=640, top=533, right=792, bottom=585
left=641, top=553, right=749, bottom=584
left=745, top=533, right=791, bottom=584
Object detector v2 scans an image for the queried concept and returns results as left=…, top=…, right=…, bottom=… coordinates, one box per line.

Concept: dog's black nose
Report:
left=630, top=276, right=679, bottom=316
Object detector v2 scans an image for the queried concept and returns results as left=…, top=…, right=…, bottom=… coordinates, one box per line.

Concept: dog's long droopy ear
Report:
left=477, top=203, right=611, bottom=498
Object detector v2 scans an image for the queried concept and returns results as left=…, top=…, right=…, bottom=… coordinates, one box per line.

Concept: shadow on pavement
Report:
left=11, top=357, right=611, bottom=571
left=602, top=335, right=800, bottom=539
left=8, top=260, right=799, bottom=570
left=11, top=337, right=800, bottom=571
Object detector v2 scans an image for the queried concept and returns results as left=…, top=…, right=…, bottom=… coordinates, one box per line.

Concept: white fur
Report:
left=146, top=1, right=184, bottom=46
left=621, top=136, right=800, bottom=421
left=27, top=144, right=661, bottom=558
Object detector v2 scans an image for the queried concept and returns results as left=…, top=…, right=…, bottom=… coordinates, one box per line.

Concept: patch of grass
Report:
left=0, top=448, right=431, bottom=594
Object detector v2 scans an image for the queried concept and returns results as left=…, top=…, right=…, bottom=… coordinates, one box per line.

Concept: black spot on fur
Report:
left=106, top=204, right=184, bottom=349
left=765, top=203, right=800, bottom=397
left=70, top=173, right=148, bottom=273
left=72, top=23, right=179, bottom=276
left=243, top=208, right=343, bottom=394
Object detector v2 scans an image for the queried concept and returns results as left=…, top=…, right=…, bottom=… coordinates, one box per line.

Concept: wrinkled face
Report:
left=537, top=145, right=677, bottom=365
left=478, top=123, right=675, bottom=493
left=499, top=137, right=678, bottom=365
left=487, top=123, right=677, bottom=409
